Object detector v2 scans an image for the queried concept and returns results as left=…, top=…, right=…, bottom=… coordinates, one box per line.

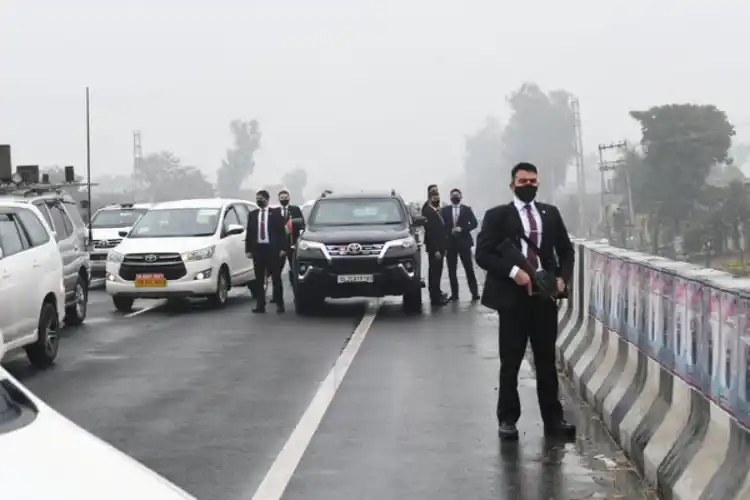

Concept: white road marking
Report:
left=249, top=300, right=381, bottom=500
left=123, top=300, right=166, bottom=318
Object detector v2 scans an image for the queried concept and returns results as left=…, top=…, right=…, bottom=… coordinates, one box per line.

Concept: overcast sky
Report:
left=2, top=0, right=748, bottom=200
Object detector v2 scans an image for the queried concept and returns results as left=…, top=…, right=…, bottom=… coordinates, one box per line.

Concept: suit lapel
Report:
left=536, top=203, right=551, bottom=250
left=506, top=202, right=523, bottom=238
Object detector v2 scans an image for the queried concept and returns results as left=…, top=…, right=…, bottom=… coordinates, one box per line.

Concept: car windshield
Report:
left=128, top=208, right=220, bottom=238
left=91, top=208, right=148, bottom=228
left=310, top=198, right=405, bottom=226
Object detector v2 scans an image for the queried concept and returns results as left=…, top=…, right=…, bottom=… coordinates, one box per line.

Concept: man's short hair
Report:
left=428, top=184, right=438, bottom=194
left=256, top=189, right=270, bottom=199
left=511, top=162, right=538, bottom=180
left=450, top=188, right=461, bottom=195
left=278, top=189, right=289, bottom=196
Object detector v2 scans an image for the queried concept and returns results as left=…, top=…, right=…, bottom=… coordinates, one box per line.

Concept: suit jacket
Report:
left=245, top=207, right=290, bottom=254
left=441, top=204, right=478, bottom=249
left=422, top=202, right=448, bottom=253
left=474, top=201, right=574, bottom=310
left=275, top=204, right=305, bottom=245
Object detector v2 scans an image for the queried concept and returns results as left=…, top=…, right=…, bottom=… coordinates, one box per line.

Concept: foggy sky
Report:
left=2, top=0, right=749, bottom=201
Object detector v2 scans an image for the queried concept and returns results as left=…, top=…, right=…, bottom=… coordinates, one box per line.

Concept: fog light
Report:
left=298, top=263, right=308, bottom=273
left=402, top=260, right=414, bottom=270
left=194, top=268, right=213, bottom=280
left=106, top=272, right=116, bottom=281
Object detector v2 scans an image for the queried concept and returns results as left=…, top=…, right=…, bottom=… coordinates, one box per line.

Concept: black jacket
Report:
left=245, top=207, right=290, bottom=254
left=275, top=204, right=305, bottom=245
left=422, top=202, right=448, bottom=253
left=441, top=204, right=478, bottom=249
left=474, top=201, right=574, bottom=310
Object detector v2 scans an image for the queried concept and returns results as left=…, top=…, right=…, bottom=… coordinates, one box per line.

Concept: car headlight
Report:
left=298, top=240, right=325, bottom=252
left=107, top=251, right=124, bottom=263
left=387, top=236, right=416, bottom=249
left=182, top=245, right=216, bottom=261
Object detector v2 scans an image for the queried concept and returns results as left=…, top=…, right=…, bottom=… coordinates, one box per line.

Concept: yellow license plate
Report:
left=135, top=273, right=167, bottom=287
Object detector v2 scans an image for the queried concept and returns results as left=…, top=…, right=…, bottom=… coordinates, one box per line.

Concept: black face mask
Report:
left=514, top=185, right=537, bottom=203
left=450, top=196, right=461, bottom=205
left=279, top=199, right=289, bottom=206
left=430, top=197, right=440, bottom=207
left=257, top=200, right=267, bottom=208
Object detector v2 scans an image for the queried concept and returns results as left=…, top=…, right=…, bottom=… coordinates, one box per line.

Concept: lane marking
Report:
left=123, top=300, right=166, bottom=318
left=250, top=300, right=381, bottom=500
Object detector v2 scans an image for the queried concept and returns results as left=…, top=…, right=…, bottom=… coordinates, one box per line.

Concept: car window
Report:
left=16, top=208, right=51, bottom=247
left=0, top=213, right=29, bottom=257
left=63, top=202, right=86, bottom=228
left=47, top=203, right=73, bottom=240
left=234, top=204, right=249, bottom=226
left=33, top=201, right=53, bottom=229
left=310, top=198, right=405, bottom=226
left=223, top=206, right=240, bottom=229
left=129, top=208, right=220, bottom=238
left=91, top=208, right=148, bottom=228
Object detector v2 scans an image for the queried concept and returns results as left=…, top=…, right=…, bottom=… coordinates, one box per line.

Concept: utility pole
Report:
left=598, top=140, right=633, bottom=246
left=570, top=97, right=587, bottom=235
left=85, top=87, right=93, bottom=245
left=133, top=130, right=142, bottom=174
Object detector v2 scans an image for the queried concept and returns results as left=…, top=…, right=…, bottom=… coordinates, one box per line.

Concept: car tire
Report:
left=64, top=275, right=88, bottom=326
left=208, top=268, right=230, bottom=308
left=294, top=292, right=321, bottom=315
left=402, top=284, right=423, bottom=314
left=113, top=296, right=135, bottom=313
left=26, top=302, right=59, bottom=369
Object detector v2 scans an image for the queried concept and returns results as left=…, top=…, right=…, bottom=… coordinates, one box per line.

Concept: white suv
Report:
left=105, top=198, right=258, bottom=312
left=88, top=203, right=152, bottom=281
left=0, top=201, right=65, bottom=368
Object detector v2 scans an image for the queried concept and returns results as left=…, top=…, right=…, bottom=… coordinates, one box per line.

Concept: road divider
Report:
left=556, top=239, right=750, bottom=500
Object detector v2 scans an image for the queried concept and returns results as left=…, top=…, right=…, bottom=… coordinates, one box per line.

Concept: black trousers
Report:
left=427, top=249, right=444, bottom=301
left=278, top=252, right=294, bottom=288
left=446, top=245, right=478, bottom=297
left=252, top=245, right=283, bottom=307
left=496, top=293, right=562, bottom=425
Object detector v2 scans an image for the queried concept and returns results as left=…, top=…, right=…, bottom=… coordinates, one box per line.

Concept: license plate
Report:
left=135, top=273, right=167, bottom=287
left=337, top=274, right=374, bottom=284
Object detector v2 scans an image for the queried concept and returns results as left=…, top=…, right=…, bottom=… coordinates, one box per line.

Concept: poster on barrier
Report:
left=612, top=259, right=625, bottom=334
left=683, top=280, right=703, bottom=389
left=637, top=265, right=649, bottom=349
left=647, top=268, right=660, bottom=355
left=673, top=278, right=689, bottom=378
left=735, top=298, right=750, bottom=427
left=625, top=261, right=637, bottom=339
left=602, top=255, right=612, bottom=327
left=715, top=291, right=740, bottom=411
left=588, top=250, right=601, bottom=321
left=699, top=288, right=721, bottom=395
left=658, top=272, right=675, bottom=369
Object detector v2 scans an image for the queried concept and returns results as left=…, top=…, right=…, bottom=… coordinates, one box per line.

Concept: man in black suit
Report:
left=475, top=162, right=575, bottom=441
left=273, top=189, right=305, bottom=299
left=441, top=188, right=480, bottom=302
left=422, top=185, right=449, bottom=306
left=245, top=190, right=289, bottom=313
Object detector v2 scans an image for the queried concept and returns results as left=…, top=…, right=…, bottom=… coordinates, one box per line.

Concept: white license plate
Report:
left=337, top=274, right=374, bottom=284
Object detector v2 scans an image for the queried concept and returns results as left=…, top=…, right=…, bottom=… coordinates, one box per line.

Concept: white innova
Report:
left=0, top=201, right=65, bottom=368
left=105, top=199, right=258, bottom=312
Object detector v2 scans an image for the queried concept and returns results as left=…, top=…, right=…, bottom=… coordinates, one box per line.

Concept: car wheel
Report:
left=294, top=292, right=321, bottom=315
left=113, top=296, right=135, bottom=313
left=402, top=284, right=423, bottom=314
left=208, top=268, right=230, bottom=308
left=26, top=302, right=59, bottom=368
left=64, top=275, right=88, bottom=326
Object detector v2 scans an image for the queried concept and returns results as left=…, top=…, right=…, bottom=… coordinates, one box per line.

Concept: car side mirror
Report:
left=224, top=224, right=245, bottom=237
left=79, top=200, right=90, bottom=209
left=412, top=215, right=427, bottom=227
left=0, top=330, right=5, bottom=360
left=291, top=217, right=304, bottom=228
left=118, top=230, right=129, bottom=237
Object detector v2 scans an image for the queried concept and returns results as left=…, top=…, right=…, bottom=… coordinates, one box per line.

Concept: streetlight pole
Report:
left=85, top=87, right=93, bottom=245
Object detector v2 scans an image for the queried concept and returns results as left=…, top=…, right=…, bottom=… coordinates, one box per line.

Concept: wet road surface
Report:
left=4, top=278, right=658, bottom=500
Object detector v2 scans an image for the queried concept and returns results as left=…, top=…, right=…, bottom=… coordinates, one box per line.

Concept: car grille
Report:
left=325, top=243, right=385, bottom=257
left=119, top=252, right=186, bottom=281
left=93, top=238, right=122, bottom=249
left=327, top=256, right=390, bottom=274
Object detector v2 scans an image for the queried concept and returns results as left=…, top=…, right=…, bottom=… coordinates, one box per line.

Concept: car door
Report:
left=46, top=201, right=76, bottom=301
left=220, top=205, right=246, bottom=284
left=0, top=210, right=34, bottom=344
left=233, top=203, right=254, bottom=279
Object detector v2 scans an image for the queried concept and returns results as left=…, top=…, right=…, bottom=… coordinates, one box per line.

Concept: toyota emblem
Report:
left=144, top=254, right=157, bottom=263
left=346, top=243, right=363, bottom=255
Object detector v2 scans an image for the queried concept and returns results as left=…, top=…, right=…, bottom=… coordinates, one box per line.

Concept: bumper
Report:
left=90, top=253, right=107, bottom=276
left=296, top=256, right=420, bottom=298
left=105, top=260, right=219, bottom=299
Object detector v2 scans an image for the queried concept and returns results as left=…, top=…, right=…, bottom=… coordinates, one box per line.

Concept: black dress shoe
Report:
left=252, top=307, right=266, bottom=313
left=277, top=304, right=285, bottom=313
left=544, top=419, right=576, bottom=439
left=431, top=297, right=448, bottom=306
left=471, top=294, right=480, bottom=301
left=449, top=295, right=459, bottom=302
left=497, top=422, right=519, bottom=441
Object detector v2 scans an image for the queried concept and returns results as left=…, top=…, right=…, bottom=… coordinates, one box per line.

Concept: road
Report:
left=3, top=278, right=658, bottom=500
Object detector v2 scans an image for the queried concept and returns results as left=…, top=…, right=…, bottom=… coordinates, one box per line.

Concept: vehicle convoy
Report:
left=0, top=200, right=65, bottom=367
left=0, top=362, right=195, bottom=499
left=88, top=203, right=152, bottom=280
left=105, top=198, right=259, bottom=312
left=0, top=166, right=91, bottom=326
left=292, top=191, right=426, bottom=314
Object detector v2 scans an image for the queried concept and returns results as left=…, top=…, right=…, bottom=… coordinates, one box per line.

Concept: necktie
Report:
left=282, top=207, right=287, bottom=219
left=260, top=210, right=266, bottom=241
left=525, top=204, right=539, bottom=269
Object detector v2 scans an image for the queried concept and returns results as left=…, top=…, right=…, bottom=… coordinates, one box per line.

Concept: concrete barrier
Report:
left=556, top=240, right=750, bottom=500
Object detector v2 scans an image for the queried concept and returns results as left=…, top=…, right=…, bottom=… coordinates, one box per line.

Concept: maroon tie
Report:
left=260, top=210, right=267, bottom=241
left=524, top=204, right=539, bottom=269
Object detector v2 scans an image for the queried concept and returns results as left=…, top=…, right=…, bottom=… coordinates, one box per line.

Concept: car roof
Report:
left=0, top=199, right=41, bottom=210
left=98, top=203, right=153, bottom=210
left=318, top=192, right=404, bottom=201
left=150, top=198, right=254, bottom=210
left=0, top=190, right=77, bottom=204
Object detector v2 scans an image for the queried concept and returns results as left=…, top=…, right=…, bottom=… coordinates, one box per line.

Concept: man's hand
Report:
left=246, top=252, right=252, bottom=259
left=280, top=250, right=286, bottom=258
left=556, top=278, right=566, bottom=294
left=452, top=226, right=462, bottom=233
left=513, top=269, right=533, bottom=295
left=434, top=251, right=441, bottom=259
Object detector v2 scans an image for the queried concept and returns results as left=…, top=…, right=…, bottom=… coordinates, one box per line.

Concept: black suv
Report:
left=293, top=192, right=426, bottom=314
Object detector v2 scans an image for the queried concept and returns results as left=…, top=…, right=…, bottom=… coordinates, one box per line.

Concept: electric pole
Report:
left=133, top=130, right=142, bottom=174
left=598, top=140, right=634, bottom=246
left=570, top=96, right=587, bottom=235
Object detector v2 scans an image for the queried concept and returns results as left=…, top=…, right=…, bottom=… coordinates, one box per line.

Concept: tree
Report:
left=501, top=83, right=577, bottom=201
left=134, top=151, right=214, bottom=202
left=281, top=168, right=308, bottom=203
left=217, top=119, right=262, bottom=197
left=629, top=104, right=735, bottom=253
left=463, top=116, right=504, bottom=209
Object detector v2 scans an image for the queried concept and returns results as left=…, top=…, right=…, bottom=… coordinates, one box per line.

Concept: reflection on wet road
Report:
left=3, top=283, right=657, bottom=500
